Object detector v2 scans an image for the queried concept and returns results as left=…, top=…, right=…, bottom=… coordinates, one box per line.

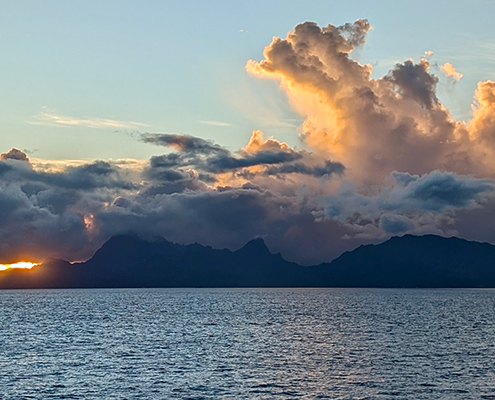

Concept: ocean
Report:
left=1, top=288, right=495, bottom=399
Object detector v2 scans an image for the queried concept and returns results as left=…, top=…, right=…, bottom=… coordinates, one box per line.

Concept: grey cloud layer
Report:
left=0, top=151, right=136, bottom=262
left=0, top=139, right=346, bottom=264
left=323, top=170, right=495, bottom=237
left=140, top=133, right=344, bottom=177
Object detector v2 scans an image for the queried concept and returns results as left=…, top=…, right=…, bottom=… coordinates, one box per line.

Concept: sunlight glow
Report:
left=84, top=214, right=95, bottom=230
left=0, top=262, right=39, bottom=271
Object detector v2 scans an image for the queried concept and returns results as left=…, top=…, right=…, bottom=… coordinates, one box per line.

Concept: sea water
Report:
left=1, top=288, right=495, bottom=399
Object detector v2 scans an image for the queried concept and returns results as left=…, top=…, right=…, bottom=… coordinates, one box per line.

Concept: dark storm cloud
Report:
left=2, top=140, right=492, bottom=266
left=0, top=162, right=13, bottom=175
left=102, top=189, right=275, bottom=237
left=149, top=153, right=185, bottom=168
left=144, top=165, right=192, bottom=182
left=44, top=162, right=134, bottom=190
left=325, top=170, right=495, bottom=218
left=0, top=180, right=90, bottom=262
left=141, top=167, right=208, bottom=195
left=34, top=188, right=81, bottom=215
left=97, top=186, right=362, bottom=265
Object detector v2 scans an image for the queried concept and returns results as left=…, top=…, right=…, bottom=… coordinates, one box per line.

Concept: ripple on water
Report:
left=1, top=288, right=495, bottom=399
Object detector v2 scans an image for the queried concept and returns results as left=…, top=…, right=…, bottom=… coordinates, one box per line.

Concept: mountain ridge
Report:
left=2, top=234, right=495, bottom=288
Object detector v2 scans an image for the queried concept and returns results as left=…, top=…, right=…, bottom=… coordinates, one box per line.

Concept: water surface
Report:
left=1, top=288, right=495, bottom=399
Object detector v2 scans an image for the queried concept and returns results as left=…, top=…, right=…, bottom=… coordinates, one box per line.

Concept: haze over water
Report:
left=2, top=288, right=495, bottom=399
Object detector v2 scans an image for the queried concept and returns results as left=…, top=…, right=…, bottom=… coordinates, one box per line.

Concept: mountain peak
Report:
left=237, top=237, right=271, bottom=255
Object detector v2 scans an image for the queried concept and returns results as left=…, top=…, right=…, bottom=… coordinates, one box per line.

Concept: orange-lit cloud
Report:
left=246, top=20, right=495, bottom=183
left=441, top=62, right=463, bottom=81
left=467, top=80, right=495, bottom=166
left=242, top=130, right=290, bottom=153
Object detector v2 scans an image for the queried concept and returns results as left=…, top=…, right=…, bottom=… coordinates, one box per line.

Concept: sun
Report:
left=0, top=262, right=39, bottom=271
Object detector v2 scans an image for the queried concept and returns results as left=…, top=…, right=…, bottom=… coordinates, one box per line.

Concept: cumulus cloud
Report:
left=387, top=58, right=439, bottom=108
left=1, top=148, right=30, bottom=162
left=243, top=129, right=291, bottom=153
left=468, top=80, right=495, bottom=144
left=246, top=20, right=495, bottom=183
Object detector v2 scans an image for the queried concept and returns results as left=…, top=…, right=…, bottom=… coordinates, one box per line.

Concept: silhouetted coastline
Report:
left=2, top=234, right=495, bottom=289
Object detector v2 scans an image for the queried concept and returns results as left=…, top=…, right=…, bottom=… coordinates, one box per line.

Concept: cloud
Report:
left=199, top=120, right=232, bottom=127
left=246, top=20, right=495, bottom=183
left=141, top=133, right=228, bottom=155
left=1, top=148, right=30, bottom=162
left=0, top=145, right=492, bottom=266
left=0, top=150, right=140, bottom=262
left=441, top=62, right=463, bottom=81
left=139, top=131, right=342, bottom=178
left=468, top=80, right=495, bottom=144
left=379, top=214, right=414, bottom=234
left=242, top=130, right=293, bottom=153
left=1, top=159, right=133, bottom=192
left=387, top=58, right=439, bottom=108
left=29, top=109, right=150, bottom=129
left=390, top=171, right=493, bottom=210
left=263, top=160, right=344, bottom=178
left=321, top=170, right=494, bottom=238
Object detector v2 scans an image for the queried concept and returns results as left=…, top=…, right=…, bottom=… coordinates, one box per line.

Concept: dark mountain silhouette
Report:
left=2, top=234, right=495, bottom=288
left=323, top=234, right=495, bottom=287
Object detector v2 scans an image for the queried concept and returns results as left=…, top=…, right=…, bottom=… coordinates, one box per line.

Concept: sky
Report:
left=2, top=0, right=495, bottom=265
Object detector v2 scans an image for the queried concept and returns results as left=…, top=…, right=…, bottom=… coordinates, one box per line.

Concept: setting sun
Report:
left=0, top=262, right=39, bottom=271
